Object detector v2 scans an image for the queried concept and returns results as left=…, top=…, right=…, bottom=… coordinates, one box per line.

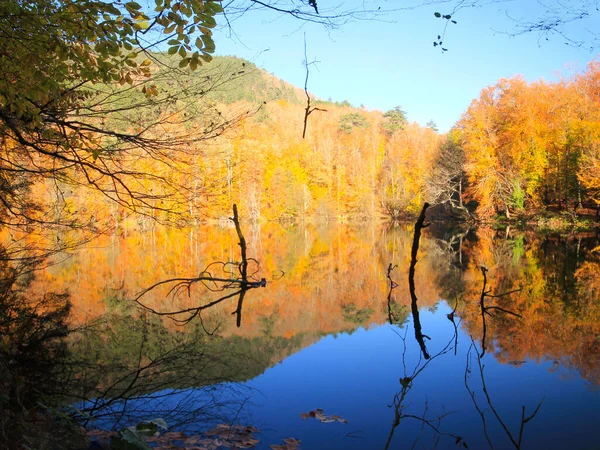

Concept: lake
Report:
left=30, top=221, right=600, bottom=449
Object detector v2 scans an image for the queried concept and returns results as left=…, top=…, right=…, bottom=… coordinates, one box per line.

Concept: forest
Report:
left=3, top=53, right=600, bottom=238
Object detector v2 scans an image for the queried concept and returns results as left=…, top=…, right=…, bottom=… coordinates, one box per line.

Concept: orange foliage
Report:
left=458, top=59, right=600, bottom=217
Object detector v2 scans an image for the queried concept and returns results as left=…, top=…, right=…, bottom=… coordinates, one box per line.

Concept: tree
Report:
left=426, top=120, right=438, bottom=132
left=338, top=112, right=370, bottom=133
left=382, top=106, right=408, bottom=134
left=425, top=130, right=467, bottom=213
left=380, top=123, right=441, bottom=218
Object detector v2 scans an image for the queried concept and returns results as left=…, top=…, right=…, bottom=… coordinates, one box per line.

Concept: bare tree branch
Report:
left=134, top=204, right=267, bottom=326
left=409, top=202, right=431, bottom=359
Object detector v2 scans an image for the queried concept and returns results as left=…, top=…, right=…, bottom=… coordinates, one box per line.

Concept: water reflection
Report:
left=11, top=222, right=600, bottom=448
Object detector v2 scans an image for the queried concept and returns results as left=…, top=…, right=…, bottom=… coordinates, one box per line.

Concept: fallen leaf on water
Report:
left=300, top=409, right=349, bottom=424
left=231, top=439, right=259, bottom=448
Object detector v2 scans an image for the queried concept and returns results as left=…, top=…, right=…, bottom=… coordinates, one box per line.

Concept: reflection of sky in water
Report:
left=84, top=302, right=600, bottom=448
left=241, top=303, right=599, bottom=449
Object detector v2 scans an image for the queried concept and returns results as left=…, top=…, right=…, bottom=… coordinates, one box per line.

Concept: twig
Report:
left=465, top=339, right=544, bottom=449
left=386, top=263, right=399, bottom=324
left=384, top=319, right=462, bottom=450
left=478, top=266, right=522, bottom=356
left=301, top=33, right=326, bottom=138
left=464, top=341, right=494, bottom=448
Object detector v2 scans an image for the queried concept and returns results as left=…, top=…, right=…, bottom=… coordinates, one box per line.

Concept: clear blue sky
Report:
left=212, top=1, right=600, bottom=133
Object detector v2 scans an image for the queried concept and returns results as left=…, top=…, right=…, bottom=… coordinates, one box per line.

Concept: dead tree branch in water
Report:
left=134, top=204, right=266, bottom=326
left=465, top=341, right=544, bottom=450
left=409, top=202, right=431, bottom=359
left=386, top=263, right=400, bottom=325
left=464, top=268, right=540, bottom=449
left=384, top=326, right=465, bottom=450
left=477, top=266, right=522, bottom=356
left=301, top=34, right=326, bottom=139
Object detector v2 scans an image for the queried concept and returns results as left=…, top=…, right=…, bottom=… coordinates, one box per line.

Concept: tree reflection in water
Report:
left=384, top=205, right=546, bottom=450
left=3, top=212, right=600, bottom=448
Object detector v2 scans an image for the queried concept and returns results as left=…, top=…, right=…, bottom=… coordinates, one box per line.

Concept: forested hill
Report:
left=42, top=52, right=441, bottom=229
left=159, top=55, right=306, bottom=106
left=5, top=52, right=598, bottom=236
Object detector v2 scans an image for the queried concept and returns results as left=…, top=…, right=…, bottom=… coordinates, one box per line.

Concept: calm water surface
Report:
left=35, top=223, right=600, bottom=449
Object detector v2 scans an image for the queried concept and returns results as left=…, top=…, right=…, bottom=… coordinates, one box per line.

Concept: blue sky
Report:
left=212, top=1, right=600, bottom=133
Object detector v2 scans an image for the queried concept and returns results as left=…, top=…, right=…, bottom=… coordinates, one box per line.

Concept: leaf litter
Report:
left=299, top=408, right=349, bottom=423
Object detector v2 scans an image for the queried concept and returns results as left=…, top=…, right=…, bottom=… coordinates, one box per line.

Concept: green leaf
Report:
left=106, top=4, right=121, bottom=15
left=434, top=12, right=441, bottom=17
left=179, top=57, right=190, bottom=68
left=202, top=15, right=217, bottom=28
left=210, top=2, right=223, bottom=13
left=168, top=46, right=178, bottom=55
left=126, top=2, right=142, bottom=10
left=201, top=35, right=215, bottom=52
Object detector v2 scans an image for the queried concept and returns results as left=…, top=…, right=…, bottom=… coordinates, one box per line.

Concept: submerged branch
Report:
left=466, top=340, right=544, bottom=449
left=409, top=202, right=431, bottom=359
left=384, top=321, right=463, bottom=449
left=133, top=204, right=266, bottom=326
left=386, top=263, right=399, bottom=325
left=478, top=266, right=522, bottom=356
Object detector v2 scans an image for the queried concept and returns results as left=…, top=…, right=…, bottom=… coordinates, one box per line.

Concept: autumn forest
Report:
left=2, top=0, right=600, bottom=448
left=3, top=55, right=600, bottom=239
